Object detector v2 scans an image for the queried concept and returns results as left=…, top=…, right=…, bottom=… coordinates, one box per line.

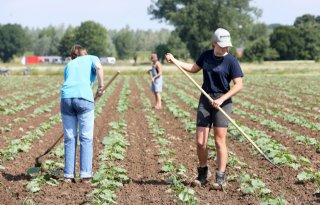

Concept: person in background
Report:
left=60, top=44, right=104, bottom=183
left=147, top=53, right=163, bottom=109
left=165, top=28, right=243, bottom=190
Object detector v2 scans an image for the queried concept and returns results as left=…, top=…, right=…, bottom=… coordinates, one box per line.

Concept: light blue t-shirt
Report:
left=61, top=55, right=100, bottom=102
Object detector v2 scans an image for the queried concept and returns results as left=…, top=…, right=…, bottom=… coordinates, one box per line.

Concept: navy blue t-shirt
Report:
left=196, top=50, right=243, bottom=95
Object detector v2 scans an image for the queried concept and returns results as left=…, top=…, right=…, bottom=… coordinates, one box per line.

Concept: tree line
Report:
left=0, top=0, right=319, bottom=63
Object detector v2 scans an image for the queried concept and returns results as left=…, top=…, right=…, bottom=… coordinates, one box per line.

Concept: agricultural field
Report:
left=0, top=71, right=319, bottom=205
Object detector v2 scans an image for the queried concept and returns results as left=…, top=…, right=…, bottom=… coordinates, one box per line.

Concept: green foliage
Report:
left=298, top=26, right=320, bottom=60
left=270, top=26, right=302, bottom=60
left=270, top=15, right=320, bottom=60
left=58, top=27, right=76, bottom=58
left=109, top=28, right=171, bottom=62
left=89, top=121, right=129, bottom=204
left=247, top=23, right=269, bottom=42
left=155, top=43, right=170, bottom=63
left=0, top=114, right=60, bottom=161
left=113, top=26, right=136, bottom=60
left=294, top=14, right=320, bottom=28
left=148, top=0, right=260, bottom=60
left=297, top=169, right=320, bottom=185
left=238, top=173, right=271, bottom=196
left=116, top=80, right=130, bottom=112
left=0, top=24, right=29, bottom=62
left=166, top=31, right=189, bottom=60
left=134, top=29, right=171, bottom=51
left=240, top=23, right=276, bottom=61
left=75, top=21, right=109, bottom=56
left=243, top=38, right=269, bottom=62
left=25, top=25, right=65, bottom=56
left=26, top=160, right=62, bottom=193
left=260, top=195, right=287, bottom=205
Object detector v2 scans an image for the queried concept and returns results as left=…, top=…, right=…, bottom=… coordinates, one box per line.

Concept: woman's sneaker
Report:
left=192, top=166, right=211, bottom=187
left=64, top=178, right=75, bottom=183
left=80, top=178, right=92, bottom=184
left=211, top=171, right=227, bottom=190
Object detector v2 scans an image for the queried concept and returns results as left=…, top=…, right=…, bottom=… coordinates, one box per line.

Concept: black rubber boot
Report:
left=192, top=166, right=211, bottom=187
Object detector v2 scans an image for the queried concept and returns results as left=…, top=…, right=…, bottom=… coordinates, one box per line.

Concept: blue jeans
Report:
left=61, top=98, right=94, bottom=179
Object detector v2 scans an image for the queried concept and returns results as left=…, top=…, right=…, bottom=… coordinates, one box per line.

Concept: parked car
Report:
left=100, top=57, right=116, bottom=64
left=0, top=67, right=9, bottom=76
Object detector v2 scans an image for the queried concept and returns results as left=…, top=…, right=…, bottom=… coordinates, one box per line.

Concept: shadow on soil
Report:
left=130, top=178, right=168, bottom=186
left=2, top=171, right=31, bottom=181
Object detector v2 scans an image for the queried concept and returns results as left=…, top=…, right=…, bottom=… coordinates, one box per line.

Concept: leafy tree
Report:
left=133, top=29, right=171, bottom=62
left=270, top=26, right=303, bottom=60
left=294, top=14, right=320, bottom=60
left=75, top=21, right=108, bottom=56
left=41, top=25, right=63, bottom=55
left=113, top=26, right=136, bottom=60
left=155, top=44, right=170, bottom=63
left=294, top=14, right=320, bottom=28
left=148, top=0, right=260, bottom=60
left=298, top=27, right=320, bottom=60
left=58, top=27, right=76, bottom=58
left=0, top=24, right=29, bottom=62
left=133, top=29, right=170, bottom=52
left=269, top=14, right=320, bottom=60
left=263, top=48, right=279, bottom=61
left=166, top=31, right=189, bottom=59
left=247, top=23, right=269, bottom=41
left=241, top=23, right=278, bottom=62
left=29, top=25, right=65, bottom=56
left=105, top=30, right=116, bottom=57
left=242, top=37, right=269, bottom=62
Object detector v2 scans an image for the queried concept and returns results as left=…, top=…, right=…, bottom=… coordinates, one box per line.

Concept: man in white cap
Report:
left=165, top=28, right=243, bottom=190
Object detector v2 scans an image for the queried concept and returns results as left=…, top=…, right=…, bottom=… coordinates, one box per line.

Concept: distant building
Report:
left=22, top=56, right=67, bottom=64
left=39, top=56, right=65, bottom=64
left=0, top=67, right=9, bottom=76
left=21, top=56, right=40, bottom=64
left=22, top=56, right=115, bottom=65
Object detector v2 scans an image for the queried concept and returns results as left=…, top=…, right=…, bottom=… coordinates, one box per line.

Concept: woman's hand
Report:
left=96, top=86, right=104, bottom=97
left=212, top=98, right=224, bottom=108
left=165, top=53, right=175, bottom=63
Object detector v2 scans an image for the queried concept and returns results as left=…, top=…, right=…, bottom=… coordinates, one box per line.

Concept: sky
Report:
left=0, top=0, right=319, bottom=30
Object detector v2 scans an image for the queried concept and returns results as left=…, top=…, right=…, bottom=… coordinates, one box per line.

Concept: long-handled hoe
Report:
left=170, top=60, right=282, bottom=171
left=27, top=71, right=120, bottom=175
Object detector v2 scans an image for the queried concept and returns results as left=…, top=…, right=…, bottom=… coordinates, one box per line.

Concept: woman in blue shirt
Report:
left=165, top=28, right=243, bottom=190
left=61, top=45, right=104, bottom=183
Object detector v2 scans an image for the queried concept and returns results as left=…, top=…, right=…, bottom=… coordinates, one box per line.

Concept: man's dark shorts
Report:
left=196, top=93, right=232, bottom=128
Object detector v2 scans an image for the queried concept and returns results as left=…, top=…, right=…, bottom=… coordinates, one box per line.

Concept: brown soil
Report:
left=0, top=75, right=319, bottom=205
left=167, top=76, right=320, bottom=204
left=0, top=95, right=60, bottom=150
left=116, top=78, right=176, bottom=204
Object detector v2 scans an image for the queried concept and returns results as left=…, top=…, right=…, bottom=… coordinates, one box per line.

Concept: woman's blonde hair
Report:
left=70, top=44, right=87, bottom=59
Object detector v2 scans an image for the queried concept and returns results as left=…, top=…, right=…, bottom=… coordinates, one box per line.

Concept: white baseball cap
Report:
left=212, top=28, right=232, bottom=48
